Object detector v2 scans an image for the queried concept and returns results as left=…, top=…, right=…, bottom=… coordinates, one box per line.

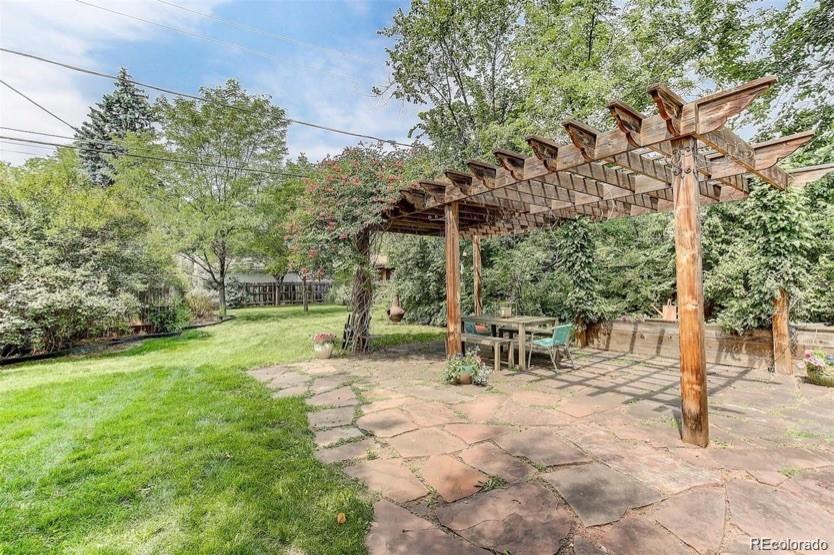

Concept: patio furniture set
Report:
left=461, top=314, right=574, bottom=372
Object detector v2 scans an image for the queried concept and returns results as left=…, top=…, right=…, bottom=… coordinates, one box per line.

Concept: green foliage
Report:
left=123, top=80, right=288, bottom=317
left=0, top=151, right=171, bottom=356
left=145, top=302, right=192, bottom=333
left=442, top=350, right=492, bottom=385
left=390, top=235, right=452, bottom=325
left=75, top=68, right=155, bottom=187
left=184, top=289, right=219, bottom=319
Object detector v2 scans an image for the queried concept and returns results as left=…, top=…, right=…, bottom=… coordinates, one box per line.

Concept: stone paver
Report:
left=436, top=482, right=573, bottom=554
left=542, top=462, right=664, bottom=526
left=252, top=345, right=834, bottom=554
left=307, top=406, right=354, bottom=429
left=493, top=403, right=575, bottom=426
left=314, top=426, right=364, bottom=448
left=402, top=401, right=463, bottom=427
left=345, top=459, right=428, bottom=502
left=598, top=515, right=693, bottom=555
left=366, top=500, right=488, bottom=555
left=362, top=396, right=410, bottom=413
left=388, top=428, right=467, bottom=458
left=494, top=428, right=590, bottom=466
left=310, top=375, right=347, bottom=394
left=573, top=537, right=606, bottom=555
left=459, top=442, right=534, bottom=482
left=271, top=384, right=308, bottom=398
left=652, top=486, right=725, bottom=553
left=780, top=467, right=834, bottom=514
left=308, top=386, right=359, bottom=407
left=455, top=395, right=506, bottom=423
left=421, top=454, right=486, bottom=502
left=356, top=408, right=417, bottom=438
left=315, top=438, right=376, bottom=464
left=444, top=423, right=509, bottom=444
left=726, top=479, right=834, bottom=548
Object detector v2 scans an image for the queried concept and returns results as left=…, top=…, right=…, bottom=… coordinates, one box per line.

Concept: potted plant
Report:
left=312, top=333, right=336, bottom=359
left=804, top=350, right=834, bottom=387
left=442, top=350, right=492, bottom=386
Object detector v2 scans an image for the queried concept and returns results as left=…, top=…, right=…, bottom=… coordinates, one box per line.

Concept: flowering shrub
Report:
left=804, top=350, right=834, bottom=371
left=312, top=333, right=336, bottom=345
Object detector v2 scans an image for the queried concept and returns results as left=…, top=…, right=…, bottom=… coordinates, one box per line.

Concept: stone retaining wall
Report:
left=587, top=319, right=834, bottom=371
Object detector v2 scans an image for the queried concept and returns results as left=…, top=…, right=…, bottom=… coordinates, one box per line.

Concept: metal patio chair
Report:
left=528, top=323, right=574, bottom=370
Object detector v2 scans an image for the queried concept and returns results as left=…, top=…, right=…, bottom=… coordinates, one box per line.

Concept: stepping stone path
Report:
left=542, top=462, right=664, bottom=526
left=436, top=482, right=573, bottom=554
left=387, top=428, right=466, bottom=458
left=356, top=408, right=417, bottom=438
left=421, top=454, right=486, bottom=502
left=248, top=349, right=834, bottom=554
left=345, top=459, right=428, bottom=503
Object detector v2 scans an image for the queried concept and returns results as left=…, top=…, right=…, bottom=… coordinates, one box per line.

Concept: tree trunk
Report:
left=772, top=288, right=792, bottom=375
left=218, top=277, right=227, bottom=318
left=302, top=275, right=309, bottom=312
left=347, top=230, right=373, bottom=353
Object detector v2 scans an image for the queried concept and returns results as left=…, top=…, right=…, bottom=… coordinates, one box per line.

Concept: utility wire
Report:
left=74, top=0, right=366, bottom=87
left=152, top=0, right=377, bottom=65
left=1, top=127, right=312, bottom=177
left=0, top=135, right=312, bottom=178
left=0, top=79, right=79, bottom=132
left=0, top=48, right=415, bottom=148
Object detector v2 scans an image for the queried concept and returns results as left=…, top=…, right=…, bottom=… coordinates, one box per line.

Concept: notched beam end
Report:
left=607, top=100, right=646, bottom=147
left=493, top=148, right=526, bottom=180
left=647, top=83, right=684, bottom=136
left=526, top=135, right=560, bottom=170
left=694, top=75, right=778, bottom=134
left=562, top=119, right=599, bottom=161
left=466, top=159, right=498, bottom=187
left=789, top=163, right=834, bottom=187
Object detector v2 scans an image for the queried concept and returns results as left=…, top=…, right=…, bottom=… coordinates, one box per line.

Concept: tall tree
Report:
left=140, top=80, right=288, bottom=317
left=75, top=68, right=155, bottom=186
left=293, top=143, right=411, bottom=350
left=377, top=0, right=525, bottom=163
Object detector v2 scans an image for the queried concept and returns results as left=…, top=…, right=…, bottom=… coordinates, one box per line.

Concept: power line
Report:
left=0, top=135, right=312, bottom=178
left=0, top=48, right=415, bottom=148
left=153, top=0, right=377, bottom=65
left=0, top=79, right=79, bottom=132
left=0, top=126, right=70, bottom=139
left=74, top=0, right=366, bottom=87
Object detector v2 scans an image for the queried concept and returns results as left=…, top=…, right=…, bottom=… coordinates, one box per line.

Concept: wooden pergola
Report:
left=382, top=76, right=834, bottom=447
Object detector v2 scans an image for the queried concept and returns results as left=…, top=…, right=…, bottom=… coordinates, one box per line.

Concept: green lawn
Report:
left=0, top=305, right=443, bottom=554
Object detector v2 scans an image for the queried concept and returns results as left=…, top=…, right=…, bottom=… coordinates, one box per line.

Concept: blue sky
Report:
left=0, top=0, right=419, bottom=164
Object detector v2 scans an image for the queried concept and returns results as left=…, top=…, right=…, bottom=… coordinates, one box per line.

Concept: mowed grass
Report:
left=0, top=305, right=443, bottom=554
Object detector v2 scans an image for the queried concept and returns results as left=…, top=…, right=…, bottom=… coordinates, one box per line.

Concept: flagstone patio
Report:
left=249, top=344, right=834, bottom=554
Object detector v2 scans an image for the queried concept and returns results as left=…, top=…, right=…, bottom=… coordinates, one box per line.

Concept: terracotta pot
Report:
left=388, top=294, right=405, bottom=323
left=455, top=372, right=473, bottom=385
left=313, top=342, right=334, bottom=359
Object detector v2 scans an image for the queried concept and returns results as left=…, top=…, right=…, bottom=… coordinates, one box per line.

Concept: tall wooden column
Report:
left=773, top=288, right=792, bottom=374
left=473, top=235, right=483, bottom=316
left=445, top=201, right=462, bottom=357
left=671, top=137, right=709, bottom=447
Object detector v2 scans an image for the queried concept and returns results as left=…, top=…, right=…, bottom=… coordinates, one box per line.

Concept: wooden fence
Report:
left=234, top=282, right=331, bottom=307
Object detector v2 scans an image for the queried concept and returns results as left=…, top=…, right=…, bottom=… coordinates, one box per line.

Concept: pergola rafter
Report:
left=381, top=76, right=834, bottom=448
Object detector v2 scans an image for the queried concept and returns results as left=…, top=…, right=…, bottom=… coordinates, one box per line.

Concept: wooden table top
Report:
left=462, top=314, right=557, bottom=326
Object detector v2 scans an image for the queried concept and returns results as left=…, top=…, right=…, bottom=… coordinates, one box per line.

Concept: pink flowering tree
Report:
left=292, top=143, right=409, bottom=351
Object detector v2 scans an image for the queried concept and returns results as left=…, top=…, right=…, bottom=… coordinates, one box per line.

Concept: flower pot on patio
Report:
left=312, top=333, right=336, bottom=359
left=804, top=350, right=834, bottom=387
left=455, top=372, right=473, bottom=385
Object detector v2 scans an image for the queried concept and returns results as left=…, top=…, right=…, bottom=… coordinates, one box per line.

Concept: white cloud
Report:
left=0, top=0, right=425, bottom=166
left=0, top=0, right=226, bottom=164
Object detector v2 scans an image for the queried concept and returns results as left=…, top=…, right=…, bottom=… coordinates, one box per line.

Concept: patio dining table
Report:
left=462, top=314, right=558, bottom=370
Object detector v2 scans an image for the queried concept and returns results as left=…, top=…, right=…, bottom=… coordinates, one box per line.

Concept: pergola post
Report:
left=473, top=235, right=483, bottom=316
left=445, top=201, right=462, bottom=357
left=671, top=137, right=709, bottom=447
left=773, top=288, right=792, bottom=374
